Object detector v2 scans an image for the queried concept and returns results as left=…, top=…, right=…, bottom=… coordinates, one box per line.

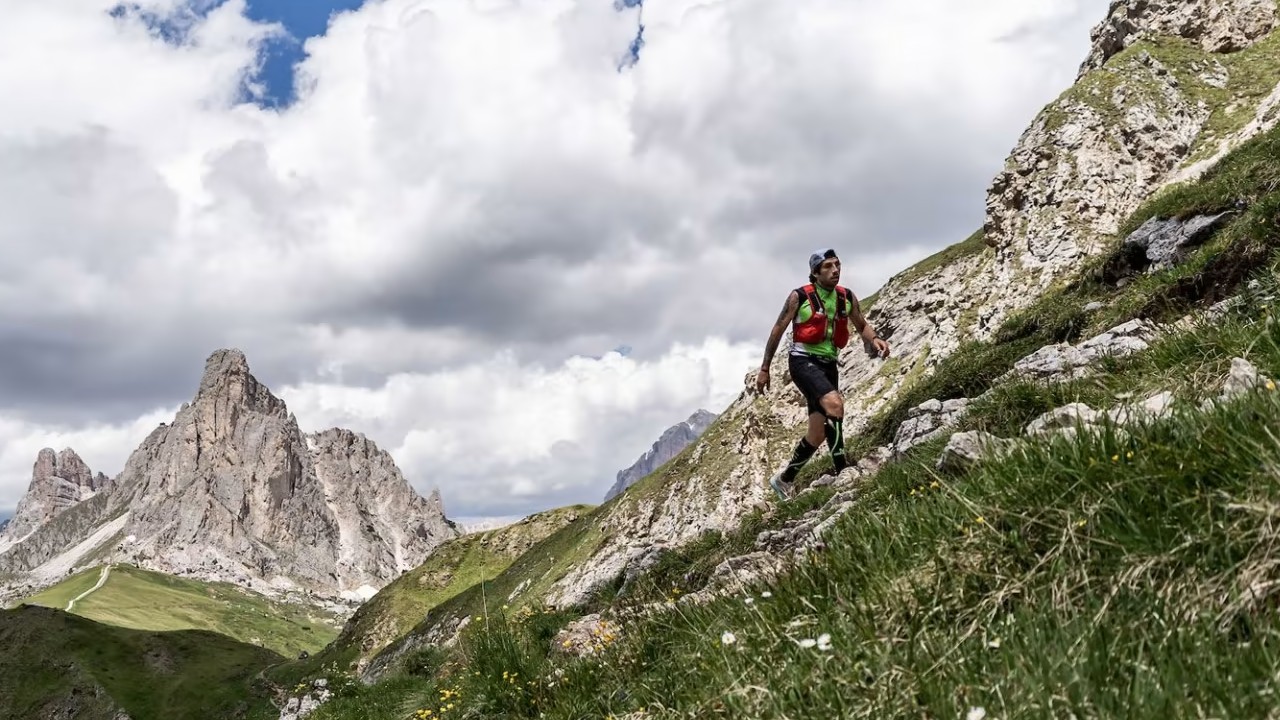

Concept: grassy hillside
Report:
left=22, top=564, right=342, bottom=658
left=319, top=506, right=590, bottom=669
left=262, top=99, right=1280, bottom=720
left=0, top=605, right=278, bottom=720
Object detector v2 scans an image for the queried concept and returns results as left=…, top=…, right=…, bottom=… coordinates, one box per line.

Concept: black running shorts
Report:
left=789, top=352, right=839, bottom=415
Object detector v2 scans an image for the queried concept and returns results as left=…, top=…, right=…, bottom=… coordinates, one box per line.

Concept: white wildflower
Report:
left=761, top=591, right=772, bottom=598
left=816, top=633, right=832, bottom=651
left=798, top=638, right=817, bottom=649
left=967, top=708, right=987, bottom=720
left=987, top=638, right=1001, bottom=649
left=744, top=597, right=754, bottom=605
left=721, top=631, right=737, bottom=646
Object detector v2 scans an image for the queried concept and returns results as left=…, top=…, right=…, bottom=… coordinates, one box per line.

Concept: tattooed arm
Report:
left=757, top=291, right=800, bottom=392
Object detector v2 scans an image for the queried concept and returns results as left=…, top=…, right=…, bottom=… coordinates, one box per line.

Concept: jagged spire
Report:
left=195, top=348, right=286, bottom=416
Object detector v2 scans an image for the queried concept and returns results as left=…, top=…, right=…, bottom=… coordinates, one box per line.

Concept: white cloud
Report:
left=279, top=335, right=758, bottom=515
left=0, top=0, right=1111, bottom=515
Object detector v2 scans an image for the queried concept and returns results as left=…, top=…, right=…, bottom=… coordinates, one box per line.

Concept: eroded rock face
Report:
left=0, top=449, right=109, bottom=544
left=1006, top=320, right=1160, bottom=383
left=893, top=399, right=971, bottom=456
left=1111, top=212, right=1235, bottom=276
left=1080, top=0, right=1279, bottom=76
left=936, top=432, right=1019, bottom=473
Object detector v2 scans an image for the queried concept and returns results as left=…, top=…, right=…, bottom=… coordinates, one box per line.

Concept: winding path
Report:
left=66, top=565, right=111, bottom=612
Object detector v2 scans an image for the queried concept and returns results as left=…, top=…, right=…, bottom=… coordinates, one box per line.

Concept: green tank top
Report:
left=793, top=284, right=842, bottom=360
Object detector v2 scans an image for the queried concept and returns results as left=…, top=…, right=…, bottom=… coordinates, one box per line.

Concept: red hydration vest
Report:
left=793, top=284, right=851, bottom=349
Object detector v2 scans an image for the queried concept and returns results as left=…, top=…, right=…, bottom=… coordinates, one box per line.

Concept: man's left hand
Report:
left=872, top=338, right=891, bottom=358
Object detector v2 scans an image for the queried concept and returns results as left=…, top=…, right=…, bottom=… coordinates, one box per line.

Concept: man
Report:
left=756, top=248, right=890, bottom=500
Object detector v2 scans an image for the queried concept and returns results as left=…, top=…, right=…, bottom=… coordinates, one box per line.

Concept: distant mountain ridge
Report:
left=0, top=349, right=459, bottom=604
left=604, top=409, right=717, bottom=502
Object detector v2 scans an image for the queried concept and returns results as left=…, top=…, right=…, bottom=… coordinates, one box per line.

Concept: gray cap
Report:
left=809, top=248, right=837, bottom=274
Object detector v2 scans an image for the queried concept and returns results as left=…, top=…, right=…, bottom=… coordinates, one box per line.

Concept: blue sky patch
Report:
left=112, top=0, right=646, bottom=108
left=109, top=0, right=364, bottom=108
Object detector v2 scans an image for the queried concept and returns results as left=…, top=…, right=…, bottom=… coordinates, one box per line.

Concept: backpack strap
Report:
left=800, top=284, right=824, bottom=317
left=836, top=286, right=848, bottom=318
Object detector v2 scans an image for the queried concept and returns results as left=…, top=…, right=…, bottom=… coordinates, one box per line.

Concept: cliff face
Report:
left=0, top=350, right=459, bottom=601
left=0, top=448, right=109, bottom=548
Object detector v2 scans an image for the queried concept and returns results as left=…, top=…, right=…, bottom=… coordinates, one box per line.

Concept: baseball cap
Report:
left=809, top=248, right=838, bottom=274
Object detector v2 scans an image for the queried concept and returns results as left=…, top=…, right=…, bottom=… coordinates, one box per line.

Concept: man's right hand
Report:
left=755, top=368, right=770, bottom=393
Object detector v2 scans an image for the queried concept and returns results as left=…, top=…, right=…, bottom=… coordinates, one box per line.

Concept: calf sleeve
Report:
left=781, top=437, right=819, bottom=483
left=825, top=415, right=848, bottom=472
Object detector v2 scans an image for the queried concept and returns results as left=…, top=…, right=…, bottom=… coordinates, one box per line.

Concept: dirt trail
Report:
left=66, top=565, right=111, bottom=612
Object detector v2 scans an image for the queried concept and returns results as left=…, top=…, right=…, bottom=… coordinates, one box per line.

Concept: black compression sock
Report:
left=782, top=437, right=818, bottom=483
left=825, top=415, right=848, bottom=472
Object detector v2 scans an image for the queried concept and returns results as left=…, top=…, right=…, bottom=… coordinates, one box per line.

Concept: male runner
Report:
left=756, top=248, right=890, bottom=500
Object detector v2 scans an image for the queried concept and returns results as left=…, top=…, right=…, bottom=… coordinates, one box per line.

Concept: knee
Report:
left=820, top=393, right=844, bottom=418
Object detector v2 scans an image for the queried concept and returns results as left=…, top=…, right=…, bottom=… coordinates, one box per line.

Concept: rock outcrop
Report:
left=1079, top=0, right=1278, bottom=77
left=604, top=409, right=718, bottom=502
left=0, top=349, right=458, bottom=601
left=0, top=448, right=109, bottom=546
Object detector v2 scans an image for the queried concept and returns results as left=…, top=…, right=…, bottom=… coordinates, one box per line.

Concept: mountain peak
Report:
left=195, top=348, right=286, bottom=416
left=1, top=446, right=107, bottom=542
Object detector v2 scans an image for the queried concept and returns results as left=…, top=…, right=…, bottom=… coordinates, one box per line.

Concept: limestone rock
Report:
left=308, top=428, right=459, bottom=597
left=552, top=613, right=621, bottom=657
left=936, top=432, right=1019, bottom=473
left=1219, top=357, right=1276, bottom=400
left=279, top=679, right=333, bottom=720
left=0, top=448, right=110, bottom=545
left=1025, top=404, right=1101, bottom=436
left=1008, top=320, right=1160, bottom=382
left=1111, top=212, right=1234, bottom=276
left=1079, top=0, right=1279, bottom=76
left=704, top=552, right=786, bottom=596
left=1108, top=391, right=1176, bottom=424
left=893, top=398, right=971, bottom=456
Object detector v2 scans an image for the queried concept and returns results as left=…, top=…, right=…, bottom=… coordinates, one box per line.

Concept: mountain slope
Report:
left=320, top=505, right=588, bottom=671
left=0, top=605, right=278, bottom=720
left=21, top=563, right=342, bottom=658
left=604, top=409, right=717, bottom=501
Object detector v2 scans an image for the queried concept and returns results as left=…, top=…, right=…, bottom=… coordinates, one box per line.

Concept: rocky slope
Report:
left=603, top=409, right=717, bottom=502
left=0, top=349, right=459, bottom=603
left=0, top=448, right=109, bottom=552
left=351, top=0, right=1280, bottom=644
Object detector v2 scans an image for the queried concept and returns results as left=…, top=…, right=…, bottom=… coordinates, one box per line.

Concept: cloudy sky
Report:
left=0, top=0, right=1111, bottom=525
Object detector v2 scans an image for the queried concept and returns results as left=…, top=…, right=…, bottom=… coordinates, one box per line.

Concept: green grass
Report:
left=319, top=506, right=588, bottom=670
left=0, top=605, right=280, bottom=720
left=886, top=228, right=989, bottom=288
left=24, top=565, right=104, bottom=609
left=1045, top=31, right=1280, bottom=152
left=23, top=564, right=341, bottom=659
